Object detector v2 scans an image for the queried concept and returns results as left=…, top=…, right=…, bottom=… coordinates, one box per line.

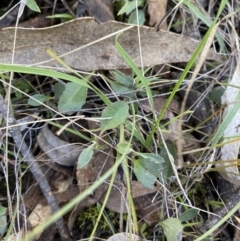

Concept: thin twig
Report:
left=0, top=94, right=72, bottom=241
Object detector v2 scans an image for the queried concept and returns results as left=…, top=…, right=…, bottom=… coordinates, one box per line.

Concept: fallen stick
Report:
left=0, top=94, right=72, bottom=241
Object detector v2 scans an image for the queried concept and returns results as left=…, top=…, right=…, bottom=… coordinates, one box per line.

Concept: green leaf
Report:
left=159, top=142, right=175, bottom=184
left=0, top=205, right=7, bottom=216
left=115, top=36, right=154, bottom=114
left=136, top=152, right=164, bottom=177
left=108, top=72, right=135, bottom=98
left=26, top=0, right=41, bottom=12
left=77, top=142, right=95, bottom=169
left=117, top=142, right=133, bottom=155
left=53, top=82, right=65, bottom=101
left=0, top=63, right=109, bottom=105
left=28, top=94, right=47, bottom=106
left=111, top=71, right=134, bottom=87
left=179, top=208, right=199, bottom=222
left=0, top=205, right=7, bottom=236
left=209, top=85, right=225, bottom=103
left=100, top=101, right=129, bottom=132
left=128, top=9, right=145, bottom=25
left=159, top=217, right=183, bottom=241
left=133, top=159, right=156, bottom=189
left=109, top=81, right=134, bottom=97
left=133, top=153, right=164, bottom=189
left=117, top=0, right=145, bottom=15
left=58, top=82, right=87, bottom=113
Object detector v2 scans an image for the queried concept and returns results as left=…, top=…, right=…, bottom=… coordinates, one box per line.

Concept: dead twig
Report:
left=0, top=94, right=72, bottom=241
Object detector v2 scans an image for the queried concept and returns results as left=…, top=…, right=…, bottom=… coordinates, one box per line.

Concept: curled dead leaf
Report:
left=37, top=125, right=84, bottom=166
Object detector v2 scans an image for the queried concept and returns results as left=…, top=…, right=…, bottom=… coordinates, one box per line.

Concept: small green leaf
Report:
left=77, top=142, right=96, bottom=169
left=128, top=9, right=145, bottom=25
left=209, top=85, right=225, bottom=103
left=53, top=82, right=65, bottom=100
left=111, top=71, right=134, bottom=87
left=100, top=101, right=129, bottom=132
left=136, top=153, right=164, bottom=177
left=26, top=0, right=41, bottom=12
left=117, top=142, right=132, bottom=155
left=179, top=208, right=199, bottom=222
left=58, top=82, right=87, bottom=113
left=133, top=159, right=156, bottom=189
left=159, top=142, right=175, bottom=184
left=0, top=205, right=7, bottom=236
left=110, top=81, right=134, bottom=96
left=28, top=94, right=47, bottom=106
left=118, top=0, right=145, bottom=15
left=133, top=152, right=165, bottom=189
left=159, top=217, right=183, bottom=241
left=109, top=71, right=135, bottom=97
left=0, top=205, right=7, bottom=216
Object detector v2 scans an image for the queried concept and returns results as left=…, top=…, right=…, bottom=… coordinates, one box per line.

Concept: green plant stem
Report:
left=89, top=162, right=118, bottom=241
left=120, top=104, right=139, bottom=235
left=146, top=0, right=228, bottom=147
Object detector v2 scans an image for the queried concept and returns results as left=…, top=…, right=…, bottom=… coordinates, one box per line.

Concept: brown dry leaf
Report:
left=100, top=180, right=156, bottom=213
left=77, top=0, right=114, bottom=22
left=76, top=147, right=114, bottom=197
left=140, top=96, right=181, bottom=118
left=55, top=184, right=79, bottom=203
left=100, top=180, right=161, bottom=224
left=67, top=148, right=114, bottom=231
left=37, top=125, right=84, bottom=166
left=75, top=148, right=162, bottom=225
left=147, top=0, right=168, bottom=30
left=28, top=201, right=58, bottom=241
left=0, top=18, right=224, bottom=71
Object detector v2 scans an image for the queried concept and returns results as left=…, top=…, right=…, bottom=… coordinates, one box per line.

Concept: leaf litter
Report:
left=0, top=1, right=238, bottom=240
left=0, top=18, right=224, bottom=71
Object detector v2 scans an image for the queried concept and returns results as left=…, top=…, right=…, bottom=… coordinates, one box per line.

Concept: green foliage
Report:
left=179, top=208, right=199, bottom=222
left=209, top=85, right=225, bottom=103
left=100, top=101, right=129, bottom=132
left=175, top=0, right=226, bottom=52
left=133, top=152, right=165, bottom=189
left=159, top=217, right=183, bottom=241
left=117, top=142, right=133, bottom=155
left=53, top=82, right=65, bottom=101
left=0, top=205, right=7, bottom=236
left=77, top=205, right=120, bottom=233
left=117, top=0, right=145, bottom=16
left=128, top=9, right=145, bottom=25
left=26, top=0, right=40, bottom=13
left=28, top=94, right=48, bottom=106
left=77, top=142, right=96, bottom=168
left=13, top=81, right=31, bottom=99
left=108, top=71, right=135, bottom=98
left=58, top=82, right=87, bottom=113
left=159, top=142, right=175, bottom=184
left=46, top=13, right=74, bottom=21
